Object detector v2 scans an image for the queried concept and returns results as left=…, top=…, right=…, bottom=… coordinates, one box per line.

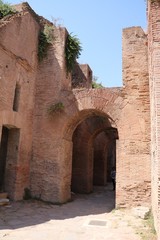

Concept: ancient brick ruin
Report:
left=0, top=1, right=160, bottom=238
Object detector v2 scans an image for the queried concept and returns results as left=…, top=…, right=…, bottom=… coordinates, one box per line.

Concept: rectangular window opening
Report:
left=13, top=84, right=20, bottom=112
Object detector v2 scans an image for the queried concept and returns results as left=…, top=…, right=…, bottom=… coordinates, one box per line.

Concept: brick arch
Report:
left=60, top=89, right=122, bottom=202
left=63, top=88, right=122, bottom=141
left=70, top=114, right=117, bottom=194
left=63, top=109, right=114, bottom=141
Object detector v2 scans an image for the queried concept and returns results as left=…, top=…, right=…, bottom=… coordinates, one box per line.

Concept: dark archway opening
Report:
left=0, top=126, right=20, bottom=198
left=0, top=126, right=9, bottom=191
left=13, top=84, right=20, bottom=112
left=93, top=128, right=117, bottom=186
left=71, top=114, right=118, bottom=195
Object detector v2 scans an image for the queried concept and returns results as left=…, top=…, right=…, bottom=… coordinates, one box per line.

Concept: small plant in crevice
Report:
left=47, top=102, right=64, bottom=116
left=0, top=0, right=17, bottom=19
left=92, top=76, right=104, bottom=89
left=92, top=81, right=104, bottom=89
left=38, top=24, right=54, bottom=61
left=65, top=33, right=82, bottom=73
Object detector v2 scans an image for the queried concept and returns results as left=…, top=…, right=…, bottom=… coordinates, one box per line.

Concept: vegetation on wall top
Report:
left=92, top=76, right=104, bottom=89
left=0, top=0, right=16, bottom=19
left=65, top=33, right=82, bottom=73
left=43, top=24, right=54, bottom=44
left=38, top=24, right=54, bottom=61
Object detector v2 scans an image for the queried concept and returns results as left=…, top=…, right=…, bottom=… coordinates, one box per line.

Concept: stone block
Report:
left=132, top=206, right=150, bottom=219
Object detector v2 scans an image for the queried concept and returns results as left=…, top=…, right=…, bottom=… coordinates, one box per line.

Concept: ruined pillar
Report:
left=117, top=26, right=151, bottom=207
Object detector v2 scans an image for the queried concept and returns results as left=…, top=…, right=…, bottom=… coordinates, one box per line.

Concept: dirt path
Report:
left=0, top=185, right=156, bottom=240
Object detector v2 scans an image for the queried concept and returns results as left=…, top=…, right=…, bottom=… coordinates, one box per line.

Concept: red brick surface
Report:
left=0, top=3, right=159, bottom=237
left=148, top=0, right=160, bottom=238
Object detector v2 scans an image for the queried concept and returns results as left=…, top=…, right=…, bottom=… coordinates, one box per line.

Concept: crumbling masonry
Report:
left=0, top=1, right=160, bottom=239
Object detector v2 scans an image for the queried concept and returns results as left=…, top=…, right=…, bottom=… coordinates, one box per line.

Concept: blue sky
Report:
left=9, top=0, right=147, bottom=87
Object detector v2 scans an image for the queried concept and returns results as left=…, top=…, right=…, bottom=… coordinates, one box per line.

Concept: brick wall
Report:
left=116, top=26, right=151, bottom=207
left=0, top=3, right=152, bottom=212
left=30, top=26, right=72, bottom=203
left=62, top=85, right=151, bottom=207
left=72, top=63, right=92, bottom=89
left=0, top=9, right=39, bottom=200
left=148, top=0, right=160, bottom=237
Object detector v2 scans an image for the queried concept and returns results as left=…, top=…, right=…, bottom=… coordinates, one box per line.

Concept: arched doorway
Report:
left=93, top=129, right=117, bottom=186
left=70, top=113, right=118, bottom=194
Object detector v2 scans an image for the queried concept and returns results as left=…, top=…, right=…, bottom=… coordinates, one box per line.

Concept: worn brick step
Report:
left=0, top=198, right=9, bottom=206
left=0, top=192, right=8, bottom=199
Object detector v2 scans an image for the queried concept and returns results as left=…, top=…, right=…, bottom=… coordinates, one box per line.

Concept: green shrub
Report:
left=38, top=25, right=54, bottom=61
left=0, top=0, right=16, bottom=19
left=92, top=81, right=103, bottom=89
left=92, top=76, right=104, bottom=89
left=38, top=31, right=49, bottom=61
left=43, top=25, right=54, bottom=44
left=65, top=33, right=82, bottom=73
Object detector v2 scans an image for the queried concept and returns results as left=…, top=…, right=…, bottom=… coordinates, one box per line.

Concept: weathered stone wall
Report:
left=60, top=84, right=150, bottom=207
left=0, top=3, right=152, bottom=215
left=31, top=81, right=123, bottom=203
left=0, top=9, right=40, bottom=200
left=79, top=64, right=92, bottom=88
left=30, top=26, right=72, bottom=202
left=116, top=26, right=151, bottom=207
left=72, top=63, right=92, bottom=89
left=147, top=0, right=160, bottom=237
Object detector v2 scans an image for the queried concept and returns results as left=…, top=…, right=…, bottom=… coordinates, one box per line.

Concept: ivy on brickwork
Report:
left=65, top=33, right=82, bottom=73
left=43, top=24, right=54, bottom=44
left=38, top=31, right=49, bottom=61
left=38, top=24, right=54, bottom=61
left=0, top=0, right=16, bottom=19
